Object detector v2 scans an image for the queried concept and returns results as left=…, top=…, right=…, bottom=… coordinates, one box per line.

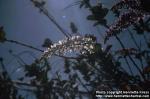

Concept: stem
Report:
left=143, top=33, right=149, bottom=46
left=42, top=7, right=71, bottom=38
left=0, top=58, right=12, bottom=82
left=0, top=58, right=7, bottom=73
left=128, top=29, right=145, bottom=70
left=127, top=29, right=140, bottom=50
left=115, top=35, right=146, bottom=80
left=124, top=57, right=134, bottom=76
left=6, top=39, right=78, bottom=60
left=6, top=39, right=44, bottom=52
left=76, top=74, right=91, bottom=94
left=83, top=60, right=101, bottom=75
left=32, top=1, right=70, bottom=38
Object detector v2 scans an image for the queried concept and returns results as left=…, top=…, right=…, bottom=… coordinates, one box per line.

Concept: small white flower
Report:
left=89, top=45, right=94, bottom=49
left=58, top=41, right=62, bottom=44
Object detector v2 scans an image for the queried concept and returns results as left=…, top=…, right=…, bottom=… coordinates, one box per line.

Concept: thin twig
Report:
left=6, top=39, right=44, bottom=52
left=127, top=29, right=140, bottom=50
left=41, top=7, right=71, bottom=38
left=115, top=35, right=146, bottom=80
left=127, top=29, right=144, bottom=70
left=30, top=0, right=70, bottom=38
left=124, top=57, right=134, bottom=76
left=76, top=73, right=91, bottom=94
left=6, top=39, right=78, bottom=60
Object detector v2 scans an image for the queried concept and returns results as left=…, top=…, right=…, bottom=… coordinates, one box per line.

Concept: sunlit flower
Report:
left=41, top=35, right=96, bottom=60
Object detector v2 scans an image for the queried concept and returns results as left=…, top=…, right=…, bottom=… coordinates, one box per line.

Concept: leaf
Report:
left=79, top=2, right=84, bottom=8
left=91, top=6, right=108, bottom=19
left=70, top=22, right=78, bottom=33
left=64, top=58, right=70, bottom=73
left=104, top=45, right=112, bottom=54
left=143, top=66, right=150, bottom=74
left=87, top=5, right=108, bottom=27
left=18, top=77, right=24, bottom=81
left=100, top=8, right=109, bottom=18
left=93, top=19, right=107, bottom=26
left=140, top=0, right=150, bottom=13
left=79, top=0, right=90, bottom=8
left=147, top=41, right=150, bottom=48
left=31, top=0, right=45, bottom=8
left=104, top=36, right=109, bottom=44
left=87, top=15, right=96, bottom=20
left=42, top=38, right=53, bottom=47
left=0, top=26, right=6, bottom=43
left=133, top=24, right=144, bottom=34
left=18, top=95, right=24, bottom=99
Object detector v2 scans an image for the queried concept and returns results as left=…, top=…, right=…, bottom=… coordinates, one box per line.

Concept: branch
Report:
left=6, top=39, right=44, bottom=52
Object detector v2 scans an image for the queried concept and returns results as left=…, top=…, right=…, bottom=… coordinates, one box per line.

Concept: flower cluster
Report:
left=111, top=0, right=141, bottom=13
left=106, top=11, right=142, bottom=37
left=41, top=35, right=96, bottom=59
left=105, top=0, right=150, bottom=39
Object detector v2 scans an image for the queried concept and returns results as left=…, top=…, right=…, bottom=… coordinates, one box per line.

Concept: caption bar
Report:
left=96, top=91, right=149, bottom=98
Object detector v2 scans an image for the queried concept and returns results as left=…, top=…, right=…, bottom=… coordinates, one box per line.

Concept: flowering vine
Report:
left=40, top=35, right=96, bottom=60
